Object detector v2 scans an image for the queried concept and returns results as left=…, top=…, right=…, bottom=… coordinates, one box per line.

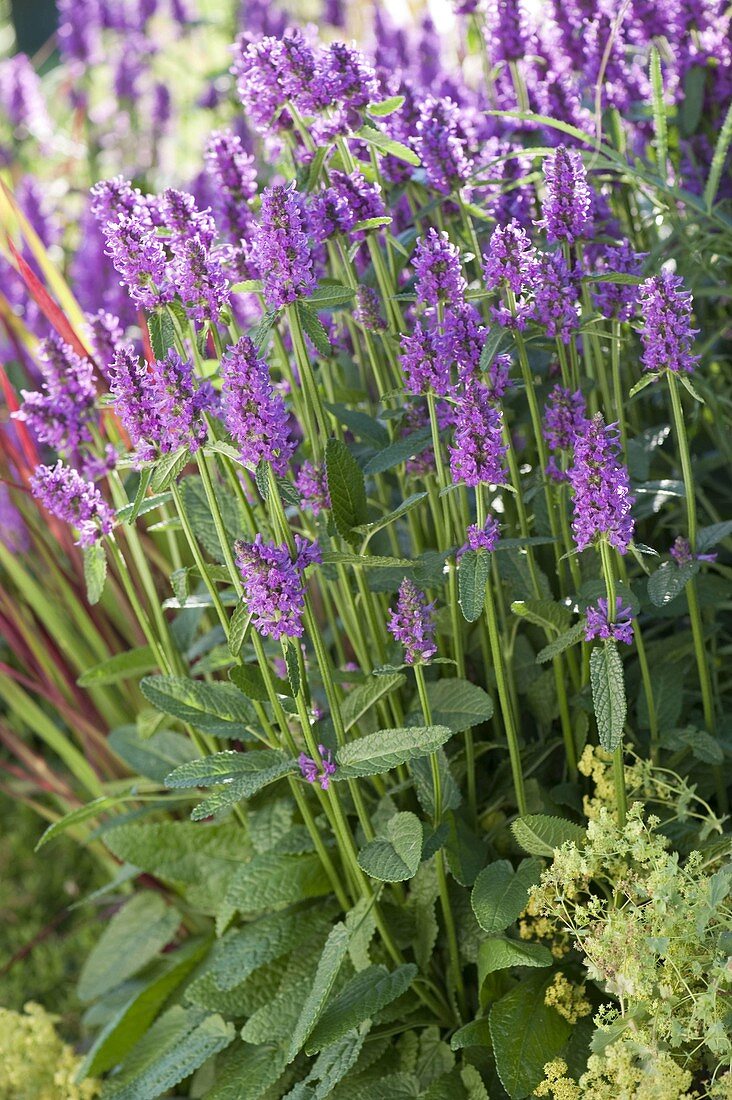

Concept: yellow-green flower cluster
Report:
left=0, top=1003, right=100, bottom=1100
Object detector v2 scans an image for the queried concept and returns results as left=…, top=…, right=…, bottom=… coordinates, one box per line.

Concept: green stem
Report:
left=599, top=539, right=627, bottom=827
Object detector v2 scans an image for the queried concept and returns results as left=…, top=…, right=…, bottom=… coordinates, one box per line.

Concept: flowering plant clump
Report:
left=0, top=1, right=730, bottom=1098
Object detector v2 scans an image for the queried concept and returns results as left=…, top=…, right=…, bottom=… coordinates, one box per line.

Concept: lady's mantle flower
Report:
left=568, top=414, right=635, bottom=554
left=299, top=745, right=337, bottom=790
left=235, top=534, right=320, bottom=639
left=537, top=145, right=591, bottom=244
left=387, top=578, right=437, bottom=665
left=30, top=462, right=115, bottom=547
left=220, top=337, right=294, bottom=474
left=253, top=183, right=316, bottom=309
left=585, top=597, right=635, bottom=644
left=637, top=271, right=699, bottom=375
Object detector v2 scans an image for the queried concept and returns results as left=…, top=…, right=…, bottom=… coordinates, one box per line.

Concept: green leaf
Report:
left=458, top=549, right=491, bottom=623
left=307, top=282, right=356, bottom=309
left=351, top=216, right=393, bottom=232
left=298, top=300, right=333, bottom=356
left=479, top=327, right=510, bottom=371
left=367, top=95, right=405, bottom=116
left=36, top=795, right=120, bottom=850
left=226, top=852, right=331, bottom=912
left=647, top=559, right=700, bottom=608
left=326, top=437, right=368, bottom=545
left=697, top=521, right=732, bottom=553
left=535, top=620, right=586, bottom=663
left=211, top=906, right=335, bottom=993
left=489, top=974, right=572, bottom=1099
left=124, top=466, right=153, bottom=525
left=334, top=725, right=453, bottom=779
left=147, top=311, right=175, bottom=360
left=445, top=813, right=486, bottom=887
left=78, top=646, right=156, bottom=687
left=426, top=679, right=493, bottom=732
left=321, top=552, right=413, bottom=569
left=77, top=892, right=180, bottom=1003
left=324, top=402, right=389, bottom=448
left=101, top=1006, right=235, bottom=1100
left=340, top=674, right=406, bottom=732
left=150, top=445, right=189, bottom=492
left=471, top=858, right=542, bottom=934
left=357, top=124, right=420, bottom=165
left=284, top=639, right=301, bottom=697
left=181, top=475, right=243, bottom=560
left=679, top=64, right=707, bottom=137
left=677, top=372, right=705, bottom=404
left=353, top=492, right=428, bottom=537
left=704, top=98, right=732, bottom=207
left=108, top=725, right=199, bottom=782
left=363, top=427, right=432, bottom=475
left=478, top=936, right=552, bottom=980
left=628, top=373, right=659, bottom=398
left=116, top=491, right=172, bottom=523
left=83, top=541, right=107, bottom=605
left=165, top=748, right=294, bottom=792
left=228, top=600, right=250, bottom=657
left=286, top=922, right=351, bottom=1062
left=510, top=599, right=570, bottom=635
left=665, top=725, right=724, bottom=765
left=140, top=675, right=257, bottom=738
left=511, top=815, right=586, bottom=858
left=306, top=964, right=417, bottom=1053
left=230, top=662, right=292, bottom=700
left=450, top=1019, right=492, bottom=1051
left=358, top=812, right=423, bottom=882
left=590, top=641, right=626, bottom=752
left=203, top=1042, right=288, bottom=1100
left=251, top=307, right=280, bottom=352
left=649, top=47, right=667, bottom=178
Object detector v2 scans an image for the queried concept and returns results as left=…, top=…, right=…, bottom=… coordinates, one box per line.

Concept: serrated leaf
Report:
left=321, top=552, right=414, bottom=568
left=36, top=795, right=121, bottom=850
left=357, top=124, right=420, bottom=165
left=284, top=639, right=301, bottom=696
left=647, top=559, right=700, bottom=607
left=77, top=892, right=180, bottom=1003
left=83, top=541, right=107, bottom=605
left=324, top=402, right=389, bottom=448
left=471, top=858, right=542, bottom=933
left=78, top=646, right=156, bottom=687
left=477, top=936, right=552, bottom=980
left=363, top=427, right=432, bottom=475
left=458, top=549, right=491, bottom=623
left=334, top=725, right=453, bottom=779
left=489, top=974, right=572, bottom=1099
left=511, top=815, right=586, bottom=857
left=230, top=662, right=292, bottom=700
left=666, top=725, right=724, bottom=765
left=124, top=466, right=153, bottom=525
left=147, top=310, right=175, bottom=360
left=510, top=599, right=570, bottom=635
left=226, top=852, right=331, bottom=912
left=228, top=600, right=250, bottom=657
left=203, top=1042, right=288, bottom=1100
left=590, top=641, right=626, bottom=751
left=306, top=964, right=417, bottom=1053
left=628, top=374, right=660, bottom=397
left=352, top=216, right=393, bottom=231
left=140, top=675, right=257, bottom=738
left=298, top=301, right=333, bottom=356
left=341, top=673, right=406, bottom=732
left=116, top=491, right=172, bottom=523
left=252, top=307, right=280, bottom=351
left=286, top=923, right=351, bottom=1062
left=358, top=812, right=423, bottom=882
left=450, top=1019, right=492, bottom=1050
left=307, top=282, right=356, bottom=309
left=697, top=521, right=732, bottom=552
left=535, top=621, right=585, bottom=663
left=704, top=98, right=732, bottom=207
left=426, top=679, right=493, bottom=732
left=677, top=372, right=705, bottom=404
left=326, top=437, right=368, bottom=545
left=353, top=492, right=428, bottom=537
left=212, top=905, right=335, bottom=991
left=165, top=748, right=294, bottom=791
left=108, top=725, right=198, bottom=782
left=479, top=327, right=510, bottom=371
left=150, top=445, right=189, bottom=492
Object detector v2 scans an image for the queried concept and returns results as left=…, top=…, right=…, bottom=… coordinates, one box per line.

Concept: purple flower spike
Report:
left=533, top=252, right=580, bottom=344
left=568, top=413, right=635, bottom=555
left=299, top=744, right=337, bottom=790
left=637, top=271, right=699, bottom=375
left=538, top=145, right=591, bottom=244
left=175, top=236, right=230, bottom=323
left=400, top=322, right=450, bottom=396
left=353, top=286, right=386, bottom=332
left=388, top=578, right=437, bottom=665
left=669, top=536, right=717, bottom=566
left=295, top=461, right=331, bottom=516
left=591, top=241, right=644, bottom=322
left=16, top=335, right=97, bottom=469
left=30, top=462, right=115, bottom=547
left=414, top=229, right=466, bottom=309
left=103, top=213, right=171, bottom=311
left=416, top=96, right=473, bottom=196
left=220, top=336, right=294, bottom=475
left=483, top=220, right=538, bottom=296
left=585, top=597, right=635, bottom=645
left=235, top=534, right=320, bottom=640
left=204, top=128, right=257, bottom=241
left=253, top=184, right=316, bottom=309
left=543, top=384, right=587, bottom=452
left=458, top=516, right=501, bottom=557
left=449, top=380, right=508, bottom=487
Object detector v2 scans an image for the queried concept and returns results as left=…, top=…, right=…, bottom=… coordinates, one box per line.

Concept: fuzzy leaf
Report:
left=647, top=559, right=700, bottom=606
left=78, top=646, right=156, bottom=687
left=340, top=673, right=406, bottom=732
left=226, top=852, right=331, bottom=912
left=426, top=679, right=493, bottom=732
left=363, top=427, right=432, bottom=475
left=83, top=542, right=107, bottom=605
left=511, top=815, right=586, bottom=857
left=286, top=923, right=351, bottom=1061
left=140, top=675, right=257, bottom=738
left=147, top=310, right=175, bottom=360
left=478, top=937, right=552, bottom=980
left=165, top=748, right=294, bottom=792
left=590, top=641, right=626, bottom=751
left=326, top=437, right=368, bottom=546
left=298, top=301, right=332, bottom=355
left=471, top=858, right=542, bottom=933
left=307, top=282, right=356, bottom=309
left=358, top=812, right=423, bottom=882
left=108, top=725, right=198, bottom=783
left=367, top=95, right=405, bottom=116
left=306, top=964, right=417, bottom=1053
left=357, top=124, right=420, bottom=165
left=489, top=974, right=572, bottom=1099
left=212, top=905, right=335, bottom=992
left=334, top=725, right=453, bottom=779
left=228, top=600, right=250, bottom=657
left=458, top=549, right=491, bottom=623
left=510, top=599, right=570, bottom=635
left=203, top=1042, right=288, bottom=1100
left=535, top=621, right=585, bottom=663
left=150, top=445, right=189, bottom=492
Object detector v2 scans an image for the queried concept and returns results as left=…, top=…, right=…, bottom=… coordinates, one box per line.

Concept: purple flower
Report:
left=321, top=42, right=377, bottom=111
left=220, top=336, right=294, bottom=474
left=585, top=597, right=634, bottom=645
left=591, top=241, right=644, bottom=322
left=102, top=213, right=171, bottom=311
left=483, top=353, right=512, bottom=401
left=669, top=536, right=717, bottom=565
left=450, top=380, right=508, bottom=486
left=175, top=236, right=230, bottom=323
left=637, top=271, right=699, bottom=375
left=310, top=172, right=385, bottom=242
left=232, top=35, right=288, bottom=133
left=533, top=251, right=580, bottom=344
left=298, top=744, right=337, bottom=789
left=486, top=0, right=528, bottom=62
left=16, top=335, right=97, bottom=468
left=30, top=462, right=115, bottom=547
left=235, top=533, right=320, bottom=639
left=158, top=188, right=217, bottom=252
left=439, top=304, right=486, bottom=385
left=253, top=184, right=316, bottom=309
left=204, top=128, right=257, bottom=241
left=569, top=413, right=635, bottom=554
left=543, top=384, right=587, bottom=452
left=387, top=578, right=437, bottom=665
left=90, top=176, right=149, bottom=226
left=353, top=286, right=386, bottom=332
left=400, top=321, right=449, bottom=396
left=537, top=145, right=591, bottom=244
left=0, top=54, right=51, bottom=139
left=415, top=97, right=473, bottom=195
left=483, top=220, right=538, bottom=295
left=110, top=347, right=162, bottom=462
left=86, top=311, right=125, bottom=380
left=414, top=229, right=466, bottom=308
left=57, top=0, right=101, bottom=63
left=295, top=462, right=331, bottom=515
left=458, top=515, right=500, bottom=557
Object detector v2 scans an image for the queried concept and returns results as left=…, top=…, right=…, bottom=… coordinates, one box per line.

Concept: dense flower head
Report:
left=90, top=176, right=150, bottom=226
left=0, top=53, right=51, bottom=138
left=102, top=213, right=171, bottom=310
left=537, top=145, right=591, bottom=244
left=310, top=172, right=385, bottom=242
left=299, top=745, right=337, bottom=789
left=158, top=188, right=217, bottom=252
left=415, top=96, right=473, bottom=195
left=483, top=219, right=539, bottom=295
left=232, top=34, right=289, bottom=132
left=584, top=597, right=635, bottom=645
left=591, top=241, right=644, bottom=322
left=174, top=235, right=230, bottom=322
left=669, top=535, right=717, bottom=566
left=321, top=41, right=378, bottom=110
left=220, top=336, right=294, bottom=474
left=637, top=271, right=699, bottom=375
left=204, top=128, right=257, bottom=240
left=86, top=311, right=125, bottom=380
left=533, top=251, right=580, bottom=344
left=449, top=379, right=508, bottom=486
left=253, top=183, right=316, bottom=309
left=235, top=533, right=320, bottom=639
left=543, top=384, right=587, bottom=452
left=483, top=352, right=513, bottom=401
left=30, top=462, right=115, bottom=547
left=387, top=578, right=437, bottom=665
left=486, top=0, right=528, bottom=63
left=400, top=321, right=449, bottom=396
left=57, top=0, right=101, bottom=63
left=16, top=335, right=97, bottom=468
left=569, top=413, right=635, bottom=554
left=295, top=462, right=331, bottom=515
left=353, top=285, right=386, bottom=332
left=439, top=304, right=486, bottom=385
left=458, top=515, right=501, bottom=557
left=414, top=229, right=466, bottom=308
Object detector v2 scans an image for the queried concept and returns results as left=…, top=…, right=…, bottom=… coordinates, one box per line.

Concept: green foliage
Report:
left=358, top=812, right=423, bottom=881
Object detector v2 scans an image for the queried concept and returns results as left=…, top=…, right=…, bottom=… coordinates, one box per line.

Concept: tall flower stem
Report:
left=599, top=538, right=627, bottom=826
left=286, top=304, right=329, bottom=462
